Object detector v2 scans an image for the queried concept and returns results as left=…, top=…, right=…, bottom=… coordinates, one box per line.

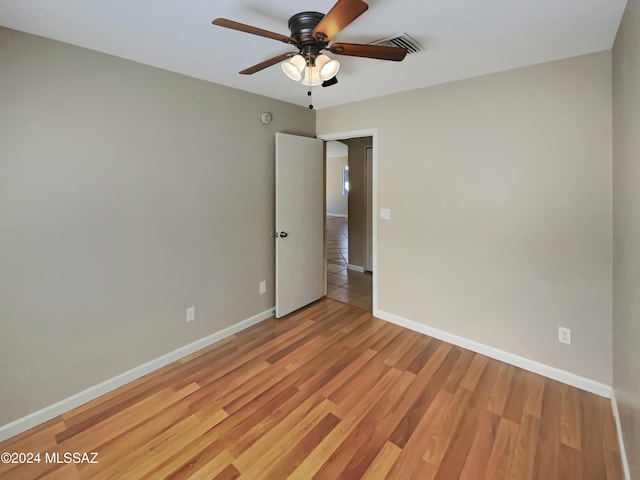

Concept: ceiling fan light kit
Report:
left=212, top=0, right=408, bottom=94
left=282, top=53, right=341, bottom=86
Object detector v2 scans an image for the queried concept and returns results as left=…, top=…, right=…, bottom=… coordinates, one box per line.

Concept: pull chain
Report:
left=303, top=62, right=313, bottom=109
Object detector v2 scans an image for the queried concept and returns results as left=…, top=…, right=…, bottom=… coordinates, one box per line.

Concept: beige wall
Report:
left=0, top=27, right=315, bottom=426
left=318, top=52, right=613, bottom=384
left=344, top=137, right=372, bottom=269
left=326, top=155, right=348, bottom=217
left=612, top=0, right=640, bottom=475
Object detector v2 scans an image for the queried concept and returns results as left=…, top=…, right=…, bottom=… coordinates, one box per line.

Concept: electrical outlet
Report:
left=558, top=327, right=571, bottom=344
left=259, top=281, right=267, bottom=295
left=186, top=306, right=195, bottom=322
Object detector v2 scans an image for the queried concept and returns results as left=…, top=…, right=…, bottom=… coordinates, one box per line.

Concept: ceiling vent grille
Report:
left=370, top=33, right=424, bottom=55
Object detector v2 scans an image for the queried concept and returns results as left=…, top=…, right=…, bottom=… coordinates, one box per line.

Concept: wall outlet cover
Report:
left=558, top=326, right=571, bottom=344
left=186, top=306, right=195, bottom=322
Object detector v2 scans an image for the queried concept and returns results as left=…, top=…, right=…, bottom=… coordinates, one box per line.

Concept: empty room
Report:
left=0, top=0, right=638, bottom=478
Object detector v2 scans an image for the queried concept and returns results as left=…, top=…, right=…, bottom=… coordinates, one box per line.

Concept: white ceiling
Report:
left=0, top=0, right=627, bottom=109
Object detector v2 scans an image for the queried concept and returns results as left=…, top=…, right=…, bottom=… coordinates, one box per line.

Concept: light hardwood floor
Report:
left=0, top=299, right=622, bottom=479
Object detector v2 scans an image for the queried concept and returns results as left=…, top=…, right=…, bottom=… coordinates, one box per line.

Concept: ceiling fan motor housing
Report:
left=288, top=11, right=326, bottom=61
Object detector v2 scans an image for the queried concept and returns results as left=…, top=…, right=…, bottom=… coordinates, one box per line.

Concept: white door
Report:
left=275, top=133, right=325, bottom=318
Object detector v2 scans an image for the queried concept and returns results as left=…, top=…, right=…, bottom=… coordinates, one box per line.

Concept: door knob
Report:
left=279, top=231, right=288, bottom=238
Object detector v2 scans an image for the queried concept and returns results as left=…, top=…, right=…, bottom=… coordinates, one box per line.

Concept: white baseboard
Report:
left=347, top=264, right=365, bottom=273
left=0, top=307, right=275, bottom=443
left=326, top=213, right=348, bottom=218
left=610, top=390, right=632, bottom=480
left=375, top=309, right=612, bottom=399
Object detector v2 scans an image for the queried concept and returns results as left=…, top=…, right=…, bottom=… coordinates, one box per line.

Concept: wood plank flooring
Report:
left=0, top=299, right=622, bottom=479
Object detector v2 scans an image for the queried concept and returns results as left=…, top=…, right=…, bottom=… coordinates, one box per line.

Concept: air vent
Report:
left=370, top=33, right=424, bottom=55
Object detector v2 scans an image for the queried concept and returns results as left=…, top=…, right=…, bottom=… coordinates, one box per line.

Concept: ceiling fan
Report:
left=212, top=0, right=408, bottom=89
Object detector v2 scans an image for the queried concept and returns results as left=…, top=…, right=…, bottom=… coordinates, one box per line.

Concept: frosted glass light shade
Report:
left=302, top=66, right=323, bottom=86
left=281, top=54, right=306, bottom=81
left=315, top=54, right=340, bottom=80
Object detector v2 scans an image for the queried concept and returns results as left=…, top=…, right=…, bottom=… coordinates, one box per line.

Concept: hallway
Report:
left=326, top=216, right=372, bottom=311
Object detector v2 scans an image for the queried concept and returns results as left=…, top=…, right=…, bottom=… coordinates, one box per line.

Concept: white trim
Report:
left=347, top=264, right=366, bottom=273
left=610, top=390, right=632, bottom=480
left=375, top=309, right=613, bottom=398
left=326, top=213, right=348, bottom=218
left=0, top=307, right=275, bottom=442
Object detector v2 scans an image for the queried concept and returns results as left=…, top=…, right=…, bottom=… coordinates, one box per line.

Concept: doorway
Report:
left=324, top=138, right=374, bottom=311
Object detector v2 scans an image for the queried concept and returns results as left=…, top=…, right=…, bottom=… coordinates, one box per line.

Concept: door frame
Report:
left=365, top=146, right=373, bottom=272
left=318, top=129, right=378, bottom=314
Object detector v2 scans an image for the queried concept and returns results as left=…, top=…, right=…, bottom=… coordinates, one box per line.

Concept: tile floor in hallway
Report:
left=326, top=216, right=372, bottom=311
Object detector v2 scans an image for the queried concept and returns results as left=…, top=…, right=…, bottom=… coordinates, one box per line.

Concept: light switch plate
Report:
left=380, top=208, right=391, bottom=220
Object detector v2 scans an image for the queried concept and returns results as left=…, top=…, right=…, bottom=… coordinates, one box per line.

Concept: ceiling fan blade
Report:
left=312, top=0, right=369, bottom=43
left=239, top=52, right=297, bottom=75
left=329, top=42, right=408, bottom=61
left=212, top=18, right=297, bottom=45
